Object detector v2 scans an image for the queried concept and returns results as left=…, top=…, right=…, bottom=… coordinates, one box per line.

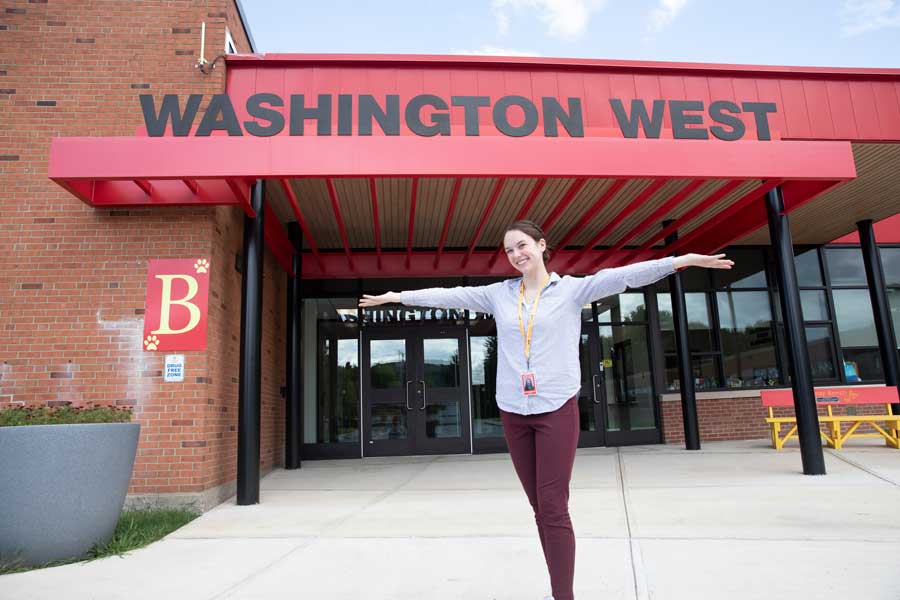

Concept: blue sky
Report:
left=239, top=0, right=900, bottom=68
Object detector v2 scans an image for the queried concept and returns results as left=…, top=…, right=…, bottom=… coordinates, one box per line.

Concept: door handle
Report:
left=419, top=379, right=426, bottom=410
left=405, top=380, right=413, bottom=411
left=592, top=374, right=601, bottom=404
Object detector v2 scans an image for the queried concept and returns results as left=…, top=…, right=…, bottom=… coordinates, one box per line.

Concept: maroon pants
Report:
left=500, top=395, right=580, bottom=600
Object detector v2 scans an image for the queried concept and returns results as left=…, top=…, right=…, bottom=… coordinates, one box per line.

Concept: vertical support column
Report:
left=857, top=219, right=900, bottom=415
left=285, top=222, right=303, bottom=469
left=664, top=221, right=700, bottom=450
left=238, top=180, right=265, bottom=505
left=765, top=187, right=826, bottom=475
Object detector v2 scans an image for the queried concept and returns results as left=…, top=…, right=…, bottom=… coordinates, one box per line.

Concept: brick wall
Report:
left=661, top=396, right=892, bottom=445
left=0, top=0, right=285, bottom=509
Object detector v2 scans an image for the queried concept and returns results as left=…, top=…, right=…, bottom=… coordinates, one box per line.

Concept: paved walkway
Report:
left=2, top=439, right=899, bottom=599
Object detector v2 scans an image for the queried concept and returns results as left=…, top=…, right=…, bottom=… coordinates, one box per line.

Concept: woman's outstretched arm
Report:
left=359, top=282, right=503, bottom=314
left=569, top=253, right=734, bottom=306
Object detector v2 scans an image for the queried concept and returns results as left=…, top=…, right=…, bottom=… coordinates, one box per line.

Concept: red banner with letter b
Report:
left=142, top=258, right=210, bottom=351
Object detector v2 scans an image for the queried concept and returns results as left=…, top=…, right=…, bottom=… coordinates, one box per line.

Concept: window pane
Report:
left=833, top=289, right=878, bottom=347
left=370, top=339, right=406, bottom=389
left=602, top=325, right=655, bottom=430
left=657, top=293, right=716, bottom=352
left=842, top=348, right=883, bottom=382
left=800, top=290, right=829, bottom=321
left=692, top=355, right=721, bottom=390
left=715, top=249, right=767, bottom=288
left=470, top=332, right=501, bottom=439
left=825, top=247, right=867, bottom=286
left=423, top=338, right=460, bottom=388
left=806, top=325, right=837, bottom=381
left=882, top=248, right=900, bottom=286
left=309, top=298, right=360, bottom=444
left=889, top=288, right=900, bottom=350
left=596, top=293, right=646, bottom=323
left=793, top=249, right=822, bottom=286
left=716, top=291, right=780, bottom=388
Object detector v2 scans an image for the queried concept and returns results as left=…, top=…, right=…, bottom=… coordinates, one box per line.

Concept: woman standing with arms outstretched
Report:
left=359, top=220, right=733, bottom=600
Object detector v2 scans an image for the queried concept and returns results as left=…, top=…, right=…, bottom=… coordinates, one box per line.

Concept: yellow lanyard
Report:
left=517, top=274, right=550, bottom=369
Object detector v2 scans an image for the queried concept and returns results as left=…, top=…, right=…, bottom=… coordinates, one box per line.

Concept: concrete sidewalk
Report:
left=2, top=439, right=899, bottom=600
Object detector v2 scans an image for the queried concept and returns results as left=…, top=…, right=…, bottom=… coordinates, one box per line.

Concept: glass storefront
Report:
left=298, top=244, right=899, bottom=458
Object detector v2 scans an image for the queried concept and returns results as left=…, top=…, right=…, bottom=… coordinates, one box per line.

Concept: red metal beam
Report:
left=554, top=179, right=627, bottom=251
left=133, top=179, right=152, bottom=196
left=461, top=178, right=505, bottom=269
left=435, top=178, right=462, bottom=269
left=181, top=178, right=199, bottom=195
left=227, top=178, right=255, bottom=217
left=326, top=178, right=355, bottom=270
left=621, top=179, right=745, bottom=263
left=369, top=177, right=382, bottom=270
left=540, top=178, right=587, bottom=232
left=659, top=180, right=784, bottom=258
left=594, top=179, right=706, bottom=269
left=406, top=177, right=418, bottom=270
left=698, top=179, right=844, bottom=254
left=564, top=178, right=668, bottom=270
left=263, top=202, right=295, bottom=276
left=488, top=177, right=547, bottom=269
left=279, top=178, right=325, bottom=271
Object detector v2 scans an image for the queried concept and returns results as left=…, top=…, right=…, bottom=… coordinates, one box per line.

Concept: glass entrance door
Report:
left=578, top=293, right=661, bottom=446
left=362, top=326, right=471, bottom=457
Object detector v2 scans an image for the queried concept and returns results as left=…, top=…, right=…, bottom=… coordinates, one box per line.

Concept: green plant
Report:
left=0, top=508, right=200, bottom=575
left=0, top=403, right=133, bottom=427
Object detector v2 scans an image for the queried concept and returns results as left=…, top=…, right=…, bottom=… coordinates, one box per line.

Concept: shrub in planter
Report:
left=0, top=403, right=140, bottom=569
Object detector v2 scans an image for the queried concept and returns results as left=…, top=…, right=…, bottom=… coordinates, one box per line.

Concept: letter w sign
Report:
left=143, top=258, right=211, bottom=351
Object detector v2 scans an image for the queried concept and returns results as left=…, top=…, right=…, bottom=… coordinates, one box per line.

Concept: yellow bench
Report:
left=761, top=386, right=900, bottom=450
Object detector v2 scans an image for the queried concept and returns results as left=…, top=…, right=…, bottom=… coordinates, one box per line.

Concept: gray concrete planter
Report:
left=0, top=422, right=140, bottom=567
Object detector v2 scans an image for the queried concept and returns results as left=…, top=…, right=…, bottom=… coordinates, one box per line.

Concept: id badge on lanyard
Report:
left=518, top=274, right=550, bottom=396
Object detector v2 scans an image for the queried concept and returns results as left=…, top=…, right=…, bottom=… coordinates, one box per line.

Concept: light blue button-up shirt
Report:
left=400, top=256, right=676, bottom=415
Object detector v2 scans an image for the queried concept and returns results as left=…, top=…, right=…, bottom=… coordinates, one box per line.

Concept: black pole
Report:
left=765, top=187, right=826, bottom=475
left=285, top=222, right=303, bottom=469
left=237, top=180, right=265, bottom=504
left=857, top=219, right=900, bottom=415
left=664, top=221, right=700, bottom=450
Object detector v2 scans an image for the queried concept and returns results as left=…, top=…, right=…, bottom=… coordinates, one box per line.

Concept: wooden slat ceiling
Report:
left=263, top=142, right=899, bottom=254
left=737, top=143, right=900, bottom=245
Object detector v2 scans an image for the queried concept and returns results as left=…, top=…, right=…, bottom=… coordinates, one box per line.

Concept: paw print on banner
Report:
left=194, top=258, right=209, bottom=274
left=144, top=335, right=160, bottom=351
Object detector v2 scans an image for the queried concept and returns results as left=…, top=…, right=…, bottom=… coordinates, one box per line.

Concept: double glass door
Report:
left=578, top=321, right=660, bottom=446
left=362, top=326, right=471, bottom=456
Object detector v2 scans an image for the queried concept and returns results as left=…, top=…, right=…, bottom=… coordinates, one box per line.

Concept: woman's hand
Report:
left=673, top=253, right=734, bottom=270
left=359, top=292, right=401, bottom=307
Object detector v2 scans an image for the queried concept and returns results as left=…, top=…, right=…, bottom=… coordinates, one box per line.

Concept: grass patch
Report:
left=0, top=507, right=200, bottom=576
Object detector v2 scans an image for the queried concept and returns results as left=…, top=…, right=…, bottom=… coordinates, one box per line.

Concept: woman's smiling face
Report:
left=504, top=228, right=546, bottom=274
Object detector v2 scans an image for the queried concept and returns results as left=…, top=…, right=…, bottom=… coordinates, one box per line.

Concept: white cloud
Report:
left=492, top=0, right=607, bottom=41
left=646, top=0, right=688, bottom=34
left=840, top=0, right=900, bottom=35
left=450, top=46, right=542, bottom=56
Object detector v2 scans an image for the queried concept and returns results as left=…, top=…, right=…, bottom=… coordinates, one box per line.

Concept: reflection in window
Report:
left=312, top=297, right=360, bottom=444
left=370, top=404, right=407, bottom=441
left=800, top=290, right=829, bottom=321
left=658, top=293, right=717, bottom=352
left=832, top=289, right=878, bottom=347
left=882, top=248, right=900, bottom=286
left=370, top=339, right=406, bottom=389
left=793, top=249, right=823, bottom=286
left=715, top=248, right=767, bottom=288
left=825, top=247, right=867, bottom=286
left=806, top=326, right=837, bottom=380
left=470, top=331, right=501, bottom=438
left=423, top=338, right=460, bottom=388
left=716, top=291, right=780, bottom=388
left=602, top=324, right=655, bottom=430
left=596, top=293, right=646, bottom=323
